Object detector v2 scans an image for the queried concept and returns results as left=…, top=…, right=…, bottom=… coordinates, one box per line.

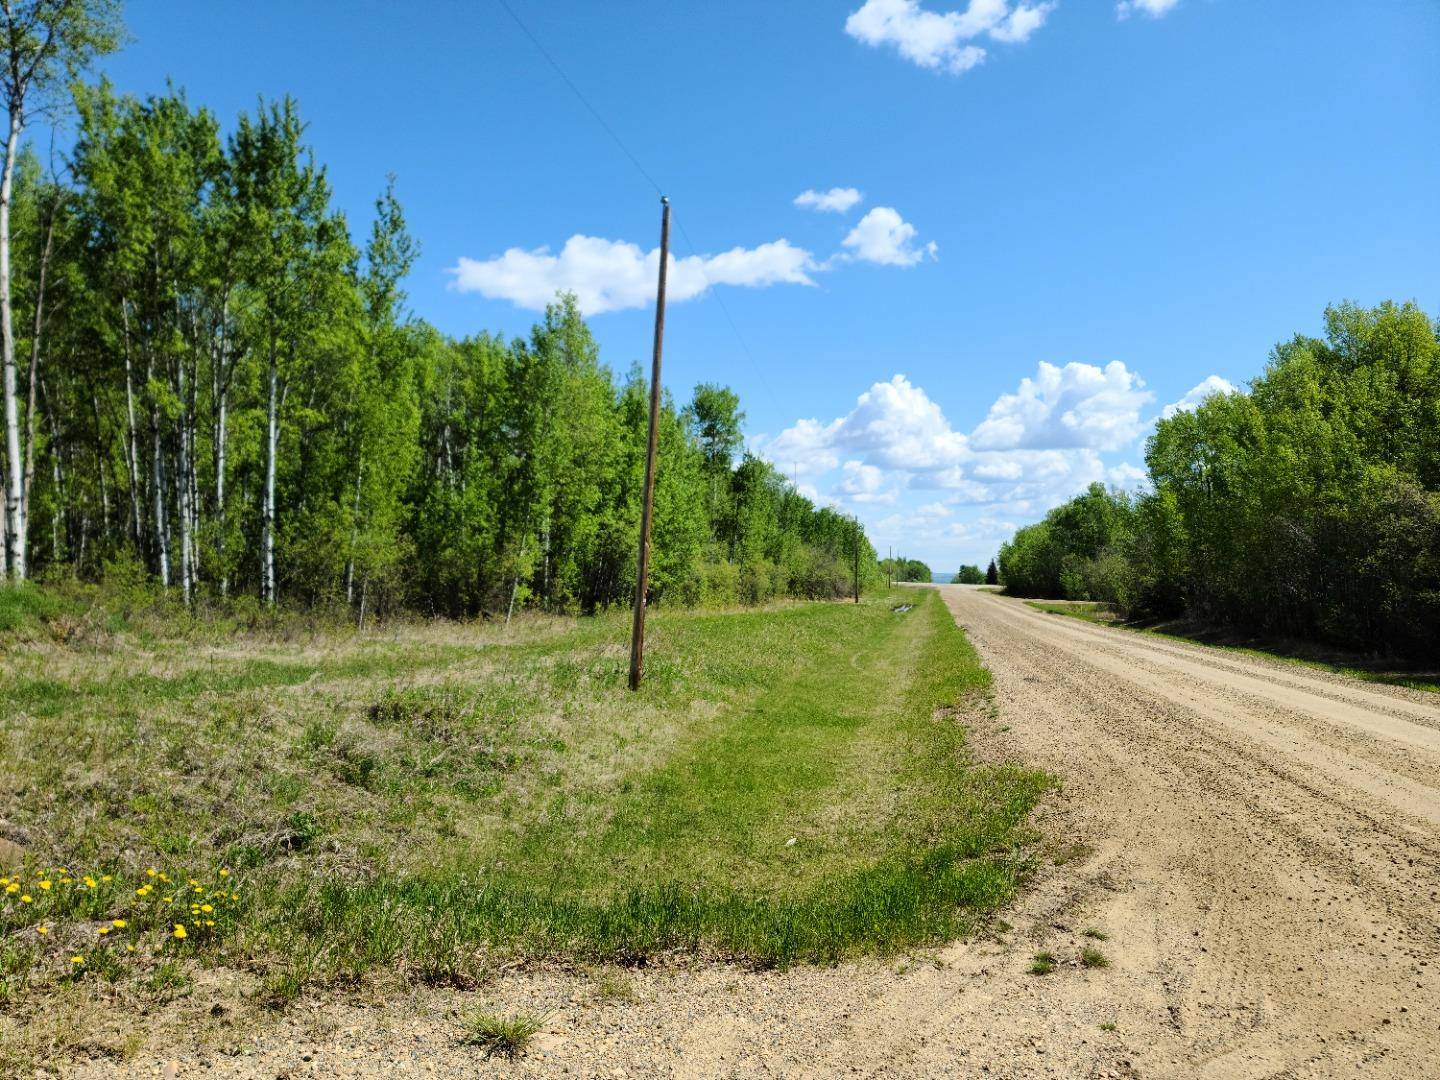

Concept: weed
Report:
left=1100, top=1021, right=1117, bottom=1032
left=1029, top=951, right=1056, bottom=975
left=145, top=961, right=192, bottom=1002
left=1080, top=945, right=1110, bottom=969
left=592, top=968, right=636, bottom=1002
left=1082, top=927, right=1108, bottom=940
left=459, top=1009, right=550, bottom=1058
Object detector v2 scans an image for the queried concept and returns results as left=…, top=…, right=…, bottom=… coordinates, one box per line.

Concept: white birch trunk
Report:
left=261, top=357, right=279, bottom=605
left=121, top=299, right=141, bottom=545
left=150, top=395, right=169, bottom=588
left=175, top=357, right=192, bottom=605
left=1, top=108, right=25, bottom=578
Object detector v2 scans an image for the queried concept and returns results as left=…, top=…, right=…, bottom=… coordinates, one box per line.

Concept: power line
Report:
left=493, top=0, right=783, bottom=416
left=670, top=212, right=782, bottom=415
left=493, top=0, right=664, bottom=197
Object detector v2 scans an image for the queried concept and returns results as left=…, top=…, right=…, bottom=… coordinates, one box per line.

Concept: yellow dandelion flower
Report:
left=0, top=878, right=8, bottom=887
left=4, top=883, right=17, bottom=894
left=200, top=904, right=213, bottom=913
left=70, top=955, right=84, bottom=965
left=158, top=873, right=169, bottom=882
left=97, top=926, right=111, bottom=935
left=112, top=919, right=126, bottom=928
left=162, top=896, right=173, bottom=903
left=172, top=924, right=187, bottom=940
left=230, top=893, right=239, bottom=901
left=83, top=876, right=96, bottom=889
left=101, top=875, right=113, bottom=882
left=59, top=868, right=69, bottom=875
left=219, top=869, right=230, bottom=877
left=146, top=868, right=157, bottom=878
left=204, top=920, right=214, bottom=927
left=38, top=880, right=52, bottom=891
left=36, top=925, right=48, bottom=935
left=20, top=895, right=32, bottom=903
left=187, top=879, right=199, bottom=887
left=126, top=944, right=136, bottom=952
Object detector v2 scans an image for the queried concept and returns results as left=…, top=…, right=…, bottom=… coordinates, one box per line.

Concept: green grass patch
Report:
left=459, top=1009, right=550, bottom=1058
left=0, top=588, right=1050, bottom=1066
left=1079, top=944, right=1109, bottom=969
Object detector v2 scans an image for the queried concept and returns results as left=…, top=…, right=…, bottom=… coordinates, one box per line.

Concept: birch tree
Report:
left=0, top=0, right=120, bottom=579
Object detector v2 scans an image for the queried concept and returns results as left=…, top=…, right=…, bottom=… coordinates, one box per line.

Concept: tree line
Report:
left=881, top=557, right=931, bottom=583
left=998, top=301, right=1440, bottom=660
left=0, top=3, right=879, bottom=616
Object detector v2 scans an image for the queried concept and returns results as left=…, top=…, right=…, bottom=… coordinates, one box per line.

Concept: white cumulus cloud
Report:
left=1159, top=374, right=1237, bottom=420
left=831, top=374, right=969, bottom=469
left=1106, top=461, right=1149, bottom=490
left=840, top=207, right=938, bottom=267
left=794, top=187, right=864, bottom=214
left=449, top=235, right=817, bottom=315
left=844, top=0, right=1056, bottom=74
left=1117, top=0, right=1180, bottom=19
left=835, top=461, right=899, bottom=504
left=970, top=360, right=1153, bottom=452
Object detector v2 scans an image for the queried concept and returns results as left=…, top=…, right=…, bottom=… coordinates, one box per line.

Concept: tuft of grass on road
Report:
left=1079, top=945, right=1109, bottom=969
left=1028, top=951, right=1056, bottom=975
left=459, top=1009, right=549, bottom=1058
left=0, top=587, right=1050, bottom=1068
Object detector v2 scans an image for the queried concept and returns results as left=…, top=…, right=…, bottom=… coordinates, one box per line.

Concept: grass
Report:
left=1082, top=927, right=1107, bottom=940
left=1079, top=945, right=1109, bottom=969
left=1023, top=600, right=1440, bottom=694
left=0, top=585, right=1051, bottom=1069
left=459, top=1009, right=550, bottom=1058
left=1028, top=951, right=1056, bottom=975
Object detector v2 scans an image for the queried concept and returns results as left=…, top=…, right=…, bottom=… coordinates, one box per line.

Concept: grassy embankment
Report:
left=0, top=584, right=1049, bottom=1066
left=1024, top=599, right=1440, bottom=693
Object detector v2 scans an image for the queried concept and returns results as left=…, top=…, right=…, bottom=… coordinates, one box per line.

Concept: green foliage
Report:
left=0, top=589, right=1050, bottom=1021
left=955, top=564, right=985, bottom=585
left=999, top=302, right=1440, bottom=660
left=881, top=557, right=932, bottom=583
left=9, top=82, right=880, bottom=613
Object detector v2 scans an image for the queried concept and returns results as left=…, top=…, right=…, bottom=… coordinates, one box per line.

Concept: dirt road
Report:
left=81, top=586, right=1440, bottom=1079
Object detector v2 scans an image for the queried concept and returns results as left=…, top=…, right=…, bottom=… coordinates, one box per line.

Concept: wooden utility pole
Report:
left=629, top=196, right=671, bottom=691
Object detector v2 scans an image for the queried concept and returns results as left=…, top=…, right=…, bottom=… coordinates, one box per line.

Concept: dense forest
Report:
left=0, top=4, right=877, bottom=616
left=998, top=301, right=1440, bottom=660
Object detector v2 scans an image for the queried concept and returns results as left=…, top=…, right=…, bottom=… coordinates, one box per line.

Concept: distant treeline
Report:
left=953, top=563, right=995, bottom=585
left=882, top=558, right=932, bottom=583
left=0, top=82, right=877, bottom=615
left=999, top=302, right=1439, bottom=660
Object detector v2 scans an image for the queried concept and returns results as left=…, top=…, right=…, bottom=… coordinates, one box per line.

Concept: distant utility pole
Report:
left=887, top=545, right=892, bottom=589
left=629, top=196, right=671, bottom=691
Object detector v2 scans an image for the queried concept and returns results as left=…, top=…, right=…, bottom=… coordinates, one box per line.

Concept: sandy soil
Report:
left=74, top=586, right=1440, bottom=1078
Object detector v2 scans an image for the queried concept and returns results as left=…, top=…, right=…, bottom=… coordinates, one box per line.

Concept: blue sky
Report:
left=81, top=0, right=1439, bottom=570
